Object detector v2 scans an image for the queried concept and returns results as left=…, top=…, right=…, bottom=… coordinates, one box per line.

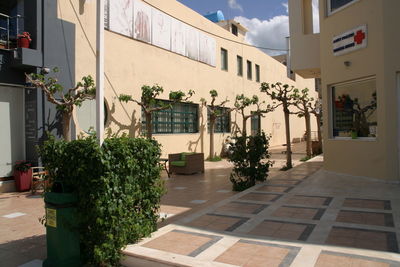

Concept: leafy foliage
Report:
left=227, top=132, right=273, bottom=191
left=26, top=68, right=96, bottom=141
left=14, top=161, right=31, bottom=172
left=39, top=135, right=165, bottom=266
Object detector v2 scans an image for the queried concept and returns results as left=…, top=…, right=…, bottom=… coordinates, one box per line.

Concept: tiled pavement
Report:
left=122, top=157, right=400, bottom=267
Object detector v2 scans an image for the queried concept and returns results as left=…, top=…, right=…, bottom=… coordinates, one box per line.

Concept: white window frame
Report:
left=329, top=76, right=377, bottom=141
left=327, top=0, right=359, bottom=16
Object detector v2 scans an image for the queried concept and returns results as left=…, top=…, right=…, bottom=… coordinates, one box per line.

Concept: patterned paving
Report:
left=123, top=160, right=400, bottom=266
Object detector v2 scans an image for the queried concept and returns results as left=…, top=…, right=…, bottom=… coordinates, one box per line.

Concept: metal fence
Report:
left=0, top=12, right=23, bottom=49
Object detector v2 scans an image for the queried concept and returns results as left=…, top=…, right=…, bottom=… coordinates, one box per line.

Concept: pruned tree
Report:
left=234, top=94, right=274, bottom=137
left=200, top=90, right=230, bottom=160
left=119, top=85, right=194, bottom=139
left=292, top=88, right=314, bottom=158
left=26, top=68, right=96, bottom=141
left=310, top=98, right=323, bottom=153
left=260, top=82, right=296, bottom=169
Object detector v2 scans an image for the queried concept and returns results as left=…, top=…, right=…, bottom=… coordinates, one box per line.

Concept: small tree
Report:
left=310, top=98, right=323, bottom=153
left=119, top=85, right=194, bottom=139
left=234, top=94, right=274, bottom=137
left=200, top=90, right=230, bottom=160
left=26, top=69, right=96, bottom=141
left=292, top=88, right=314, bottom=158
left=261, top=82, right=296, bottom=169
left=228, top=132, right=273, bottom=191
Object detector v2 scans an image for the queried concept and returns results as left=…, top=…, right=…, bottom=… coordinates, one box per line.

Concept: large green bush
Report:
left=228, top=132, right=273, bottom=191
left=39, top=135, right=164, bottom=266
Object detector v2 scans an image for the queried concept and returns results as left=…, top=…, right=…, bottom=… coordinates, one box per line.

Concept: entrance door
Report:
left=0, top=86, right=24, bottom=177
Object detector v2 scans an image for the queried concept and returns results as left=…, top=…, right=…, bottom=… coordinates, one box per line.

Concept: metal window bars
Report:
left=0, top=13, right=23, bottom=50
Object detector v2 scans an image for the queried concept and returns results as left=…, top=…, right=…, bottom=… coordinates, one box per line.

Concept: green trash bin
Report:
left=43, top=183, right=81, bottom=267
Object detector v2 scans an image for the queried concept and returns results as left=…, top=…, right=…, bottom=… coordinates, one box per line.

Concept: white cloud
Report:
left=228, top=0, right=243, bottom=12
left=312, top=0, right=320, bottom=33
left=234, top=15, right=289, bottom=56
left=282, top=2, right=289, bottom=13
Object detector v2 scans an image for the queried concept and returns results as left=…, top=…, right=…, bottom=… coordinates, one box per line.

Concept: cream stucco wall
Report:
left=290, top=0, right=400, bottom=181
left=59, top=0, right=316, bottom=157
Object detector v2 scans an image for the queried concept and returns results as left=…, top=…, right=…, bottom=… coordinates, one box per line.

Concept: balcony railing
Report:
left=0, top=12, right=23, bottom=50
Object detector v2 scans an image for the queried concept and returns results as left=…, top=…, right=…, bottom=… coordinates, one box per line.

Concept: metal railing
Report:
left=0, top=12, right=23, bottom=50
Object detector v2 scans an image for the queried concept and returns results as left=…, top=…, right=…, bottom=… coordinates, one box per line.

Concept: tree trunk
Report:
left=62, top=111, right=72, bottom=142
left=305, top=112, right=312, bottom=158
left=209, top=116, right=215, bottom=159
left=283, top=106, right=292, bottom=169
left=242, top=116, right=248, bottom=137
left=145, top=112, right=153, bottom=139
left=316, top=114, right=322, bottom=149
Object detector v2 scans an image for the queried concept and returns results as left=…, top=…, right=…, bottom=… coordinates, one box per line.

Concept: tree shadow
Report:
left=106, top=102, right=141, bottom=138
left=186, top=104, right=205, bottom=153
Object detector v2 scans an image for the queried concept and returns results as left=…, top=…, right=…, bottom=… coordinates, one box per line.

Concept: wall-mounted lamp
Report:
left=344, top=61, right=351, bottom=67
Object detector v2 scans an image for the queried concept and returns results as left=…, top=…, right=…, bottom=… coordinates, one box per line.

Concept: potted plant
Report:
left=14, top=161, right=32, bottom=192
left=17, top=32, right=32, bottom=48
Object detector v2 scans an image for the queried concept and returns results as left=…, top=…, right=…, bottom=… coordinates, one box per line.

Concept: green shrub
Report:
left=227, top=132, right=273, bottom=191
left=39, top=135, right=165, bottom=266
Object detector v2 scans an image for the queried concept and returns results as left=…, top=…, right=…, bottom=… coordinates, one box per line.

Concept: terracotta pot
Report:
left=14, top=169, right=32, bottom=191
left=17, top=37, right=30, bottom=48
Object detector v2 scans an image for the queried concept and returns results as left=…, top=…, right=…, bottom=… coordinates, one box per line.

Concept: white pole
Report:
left=96, top=0, right=104, bottom=144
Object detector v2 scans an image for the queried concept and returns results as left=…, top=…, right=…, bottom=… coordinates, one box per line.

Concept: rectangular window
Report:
left=255, top=64, right=260, bottom=82
left=251, top=113, right=261, bottom=136
left=247, top=60, right=252, bottom=80
left=328, top=0, right=357, bottom=14
left=231, top=24, right=238, bottom=36
left=221, top=48, right=228, bottom=71
left=207, top=107, right=231, bottom=133
left=142, top=100, right=199, bottom=134
left=237, top=56, right=243, bottom=76
left=331, top=78, right=377, bottom=138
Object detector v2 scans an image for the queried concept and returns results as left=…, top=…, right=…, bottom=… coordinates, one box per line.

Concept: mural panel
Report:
left=185, top=25, right=199, bottom=61
left=109, top=0, right=133, bottom=37
left=199, top=32, right=216, bottom=67
left=152, top=8, right=171, bottom=50
left=171, top=18, right=186, bottom=56
left=133, top=0, right=152, bottom=43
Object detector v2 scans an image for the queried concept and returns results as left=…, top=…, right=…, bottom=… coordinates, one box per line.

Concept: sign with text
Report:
left=333, top=25, right=367, bottom=56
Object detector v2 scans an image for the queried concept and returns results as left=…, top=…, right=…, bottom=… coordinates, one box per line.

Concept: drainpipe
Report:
left=286, top=36, right=291, bottom=79
left=96, top=0, right=104, bottom=145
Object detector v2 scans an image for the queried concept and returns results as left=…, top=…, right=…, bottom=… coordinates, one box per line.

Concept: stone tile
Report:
left=215, top=202, right=268, bottom=215
left=343, top=198, right=391, bottom=210
left=267, top=180, right=301, bottom=186
left=336, top=210, right=394, bottom=227
left=142, top=230, right=221, bottom=257
left=214, top=240, right=300, bottom=267
left=256, top=185, right=293, bottom=193
left=272, top=206, right=325, bottom=220
left=248, top=220, right=315, bottom=241
left=285, top=195, right=332, bottom=206
left=239, top=192, right=282, bottom=202
left=325, top=227, right=399, bottom=252
left=315, top=251, right=398, bottom=267
left=186, top=214, right=249, bottom=232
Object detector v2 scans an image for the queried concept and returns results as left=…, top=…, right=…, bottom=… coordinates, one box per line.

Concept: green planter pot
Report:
left=351, top=131, right=358, bottom=139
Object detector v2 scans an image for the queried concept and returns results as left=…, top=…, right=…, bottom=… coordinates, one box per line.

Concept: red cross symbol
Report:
left=354, top=30, right=365, bottom=45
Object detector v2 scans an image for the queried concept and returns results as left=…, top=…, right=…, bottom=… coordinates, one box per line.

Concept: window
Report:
left=331, top=78, right=377, bottom=138
left=255, top=64, right=260, bottom=82
left=231, top=24, right=238, bottom=36
left=207, top=107, right=231, bottom=133
left=328, top=0, right=357, bottom=14
left=237, top=56, right=243, bottom=76
left=221, top=48, right=228, bottom=71
left=247, top=60, right=252, bottom=80
left=142, top=100, right=199, bottom=134
left=251, top=113, right=261, bottom=136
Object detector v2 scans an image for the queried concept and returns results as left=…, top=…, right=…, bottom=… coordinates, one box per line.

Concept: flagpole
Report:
left=96, top=0, right=104, bottom=145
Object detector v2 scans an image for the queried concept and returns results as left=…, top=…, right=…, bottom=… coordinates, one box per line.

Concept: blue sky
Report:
left=177, top=0, right=288, bottom=21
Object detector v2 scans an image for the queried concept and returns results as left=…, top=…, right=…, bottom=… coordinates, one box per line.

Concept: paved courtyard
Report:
left=122, top=157, right=400, bottom=267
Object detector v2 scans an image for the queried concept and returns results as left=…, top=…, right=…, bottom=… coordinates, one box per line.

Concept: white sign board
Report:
left=333, top=25, right=367, bottom=56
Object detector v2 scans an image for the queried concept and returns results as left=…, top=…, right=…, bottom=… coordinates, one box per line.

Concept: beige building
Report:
left=289, top=0, right=400, bottom=181
left=61, top=0, right=317, bottom=158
